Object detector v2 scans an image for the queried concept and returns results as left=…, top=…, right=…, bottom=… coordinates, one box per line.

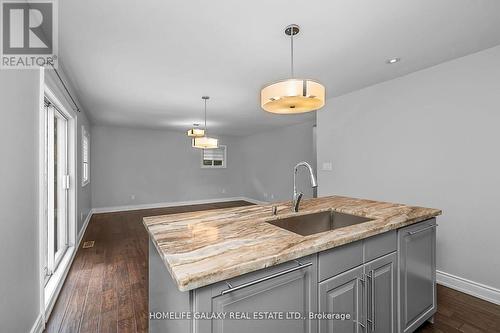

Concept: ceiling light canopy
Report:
left=261, top=24, right=325, bottom=114
left=192, top=96, right=218, bottom=149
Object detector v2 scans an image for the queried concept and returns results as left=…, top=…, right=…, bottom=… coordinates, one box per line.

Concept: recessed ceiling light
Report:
left=386, top=57, right=401, bottom=64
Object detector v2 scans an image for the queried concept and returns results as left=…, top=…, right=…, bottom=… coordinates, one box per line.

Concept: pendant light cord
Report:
left=204, top=98, right=207, bottom=134
left=290, top=32, right=294, bottom=78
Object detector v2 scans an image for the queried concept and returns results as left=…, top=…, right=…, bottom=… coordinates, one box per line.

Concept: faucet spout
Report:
left=293, top=161, right=317, bottom=212
left=310, top=173, right=318, bottom=188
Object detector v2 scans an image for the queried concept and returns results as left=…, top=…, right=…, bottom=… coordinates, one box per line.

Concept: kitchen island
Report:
left=144, top=196, right=441, bottom=333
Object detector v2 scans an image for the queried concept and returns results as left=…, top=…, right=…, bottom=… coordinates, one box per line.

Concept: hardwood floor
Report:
left=44, top=200, right=500, bottom=333
left=416, top=286, right=500, bottom=333
left=44, top=200, right=253, bottom=333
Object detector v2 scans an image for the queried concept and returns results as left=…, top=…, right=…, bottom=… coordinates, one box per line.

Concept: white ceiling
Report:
left=59, top=0, right=500, bottom=136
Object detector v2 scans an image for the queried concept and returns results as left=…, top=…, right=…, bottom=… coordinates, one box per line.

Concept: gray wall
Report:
left=317, top=45, right=500, bottom=289
left=91, top=125, right=244, bottom=208
left=0, top=71, right=40, bottom=333
left=91, top=120, right=316, bottom=208
left=239, top=121, right=316, bottom=202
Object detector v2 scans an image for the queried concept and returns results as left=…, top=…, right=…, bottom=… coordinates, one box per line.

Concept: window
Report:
left=201, top=145, right=226, bottom=168
left=82, top=126, right=90, bottom=186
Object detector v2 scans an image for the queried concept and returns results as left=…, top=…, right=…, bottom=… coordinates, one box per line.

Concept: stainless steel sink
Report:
left=267, top=210, right=373, bottom=236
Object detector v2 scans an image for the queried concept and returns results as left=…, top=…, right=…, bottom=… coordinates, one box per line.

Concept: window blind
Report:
left=82, top=127, right=90, bottom=184
left=203, top=147, right=224, bottom=160
left=82, top=136, right=88, bottom=163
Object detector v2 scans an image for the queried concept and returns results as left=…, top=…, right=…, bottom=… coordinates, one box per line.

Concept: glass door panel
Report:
left=45, top=102, right=69, bottom=279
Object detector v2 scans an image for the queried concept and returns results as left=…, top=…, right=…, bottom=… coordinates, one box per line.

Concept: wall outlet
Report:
left=221, top=188, right=226, bottom=194
left=130, top=194, right=136, bottom=201
left=321, top=162, right=333, bottom=171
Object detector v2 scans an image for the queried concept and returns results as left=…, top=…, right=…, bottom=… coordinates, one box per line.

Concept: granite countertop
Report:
left=143, top=196, right=441, bottom=292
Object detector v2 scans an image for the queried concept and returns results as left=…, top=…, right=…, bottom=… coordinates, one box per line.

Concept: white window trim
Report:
left=81, top=126, right=90, bottom=187
left=201, top=144, right=227, bottom=169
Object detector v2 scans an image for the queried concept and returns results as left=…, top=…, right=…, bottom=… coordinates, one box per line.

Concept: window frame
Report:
left=48, top=106, right=69, bottom=275
left=81, top=126, right=90, bottom=186
left=40, top=80, right=78, bottom=320
left=201, top=144, right=227, bottom=169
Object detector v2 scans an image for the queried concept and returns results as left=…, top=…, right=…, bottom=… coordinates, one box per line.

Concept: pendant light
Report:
left=186, top=123, right=205, bottom=137
left=192, top=96, right=218, bottom=149
left=261, top=24, right=325, bottom=114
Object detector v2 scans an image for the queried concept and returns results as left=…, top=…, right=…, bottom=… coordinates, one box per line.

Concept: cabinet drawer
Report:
left=398, top=218, right=436, bottom=235
left=364, top=230, right=397, bottom=262
left=196, top=255, right=318, bottom=333
left=319, top=241, right=363, bottom=281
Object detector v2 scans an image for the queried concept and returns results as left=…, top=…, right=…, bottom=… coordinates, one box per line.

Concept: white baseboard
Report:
left=77, top=210, right=93, bottom=245
left=437, top=270, right=500, bottom=305
left=92, top=196, right=269, bottom=214
left=30, top=313, right=44, bottom=333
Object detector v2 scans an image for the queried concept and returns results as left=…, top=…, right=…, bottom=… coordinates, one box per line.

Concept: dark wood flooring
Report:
left=44, top=200, right=253, bottom=333
left=417, top=286, right=500, bottom=333
left=44, top=200, right=500, bottom=333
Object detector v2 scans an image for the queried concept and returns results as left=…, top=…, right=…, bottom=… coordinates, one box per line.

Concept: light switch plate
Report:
left=322, top=162, right=333, bottom=171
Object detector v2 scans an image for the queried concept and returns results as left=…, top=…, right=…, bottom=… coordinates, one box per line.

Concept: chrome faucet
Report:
left=293, top=161, right=318, bottom=212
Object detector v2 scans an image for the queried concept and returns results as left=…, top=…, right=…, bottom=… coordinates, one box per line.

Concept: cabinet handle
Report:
left=355, top=320, right=366, bottom=329
left=220, top=261, right=312, bottom=295
left=370, top=270, right=375, bottom=331
left=407, top=224, right=438, bottom=236
left=366, top=271, right=375, bottom=331
left=357, top=275, right=368, bottom=330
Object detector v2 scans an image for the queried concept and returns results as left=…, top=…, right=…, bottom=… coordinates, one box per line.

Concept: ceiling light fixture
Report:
left=261, top=24, right=325, bottom=114
left=386, top=57, right=401, bottom=64
left=192, top=96, right=218, bottom=149
left=186, top=123, right=205, bottom=137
